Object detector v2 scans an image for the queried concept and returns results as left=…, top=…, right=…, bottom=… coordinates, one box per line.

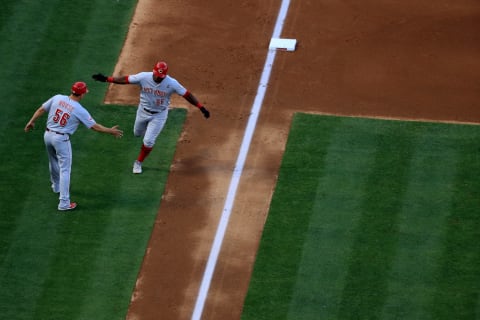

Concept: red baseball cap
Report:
left=153, top=61, right=168, bottom=78
left=71, top=81, right=88, bottom=95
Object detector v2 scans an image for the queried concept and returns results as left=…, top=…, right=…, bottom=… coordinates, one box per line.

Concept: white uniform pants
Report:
left=134, top=107, right=168, bottom=147
left=44, top=131, right=72, bottom=209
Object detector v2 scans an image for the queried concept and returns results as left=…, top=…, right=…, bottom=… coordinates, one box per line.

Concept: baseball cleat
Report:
left=58, top=202, right=77, bottom=211
left=133, top=160, right=142, bottom=174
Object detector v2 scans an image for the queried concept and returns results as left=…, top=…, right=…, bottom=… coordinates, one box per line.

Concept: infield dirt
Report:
left=104, top=1, right=480, bottom=319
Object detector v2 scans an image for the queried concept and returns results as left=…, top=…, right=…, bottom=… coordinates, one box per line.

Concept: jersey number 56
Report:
left=53, top=109, right=71, bottom=127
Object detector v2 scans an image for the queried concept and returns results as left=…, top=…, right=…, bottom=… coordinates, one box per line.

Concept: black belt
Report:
left=143, top=108, right=159, bottom=114
left=46, top=128, right=66, bottom=135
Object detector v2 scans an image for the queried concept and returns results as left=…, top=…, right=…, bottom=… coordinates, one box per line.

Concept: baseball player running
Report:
left=24, top=82, right=123, bottom=211
left=92, top=61, right=210, bottom=174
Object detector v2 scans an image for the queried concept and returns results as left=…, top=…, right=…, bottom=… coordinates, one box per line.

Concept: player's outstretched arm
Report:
left=24, top=106, right=46, bottom=132
left=92, top=73, right=129, bottom=84
left=183, top=91, right=210, bottom=119
left=91, top=123, right=123, bottom=138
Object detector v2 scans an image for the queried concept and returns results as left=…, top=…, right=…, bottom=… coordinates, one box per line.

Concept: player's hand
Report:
left=92, top=73, right=108, bottom=82
left=110, top=125, right=123, bottom=138
left=24, top=121, right=35, bottom=132
left=199, top=106, right=210, bottom=119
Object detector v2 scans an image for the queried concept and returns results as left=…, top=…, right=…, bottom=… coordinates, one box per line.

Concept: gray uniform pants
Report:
left=44, top=130, right=72, bottom=209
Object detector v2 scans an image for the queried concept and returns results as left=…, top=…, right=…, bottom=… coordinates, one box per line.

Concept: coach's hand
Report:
left=199, top=106, right=210, bottom=119
left=92, top=73, right=108, bottom=82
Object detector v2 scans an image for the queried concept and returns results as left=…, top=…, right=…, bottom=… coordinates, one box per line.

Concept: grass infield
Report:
left=242, top=113, right=480, bottom=320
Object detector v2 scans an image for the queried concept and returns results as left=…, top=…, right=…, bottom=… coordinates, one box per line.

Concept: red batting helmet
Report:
left=153, top=61, right=168, bottom=78
left=71, top=81, right=88, bottom=95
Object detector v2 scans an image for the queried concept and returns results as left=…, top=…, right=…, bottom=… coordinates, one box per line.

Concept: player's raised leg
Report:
left=132, top=112, right=167, bottom=174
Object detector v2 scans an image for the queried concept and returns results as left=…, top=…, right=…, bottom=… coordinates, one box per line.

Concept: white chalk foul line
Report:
left=191, top=1, right=292, bottom=319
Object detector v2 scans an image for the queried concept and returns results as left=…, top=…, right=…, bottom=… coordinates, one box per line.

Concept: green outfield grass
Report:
left=242, top=113, right=480, bottom=320
left=0, top=1, right=187, bottom=319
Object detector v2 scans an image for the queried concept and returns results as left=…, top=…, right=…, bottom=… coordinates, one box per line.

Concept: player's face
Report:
left=153, top=75, right=164, bottom=83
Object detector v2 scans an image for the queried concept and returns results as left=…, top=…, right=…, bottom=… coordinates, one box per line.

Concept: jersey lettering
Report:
left=142, top=87, right=167, bottom=97
left=58, top=100, right=74, bottom=113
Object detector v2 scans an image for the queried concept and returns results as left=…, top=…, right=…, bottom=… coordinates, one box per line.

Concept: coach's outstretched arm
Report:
left=91, top=123, right=123, bottom=138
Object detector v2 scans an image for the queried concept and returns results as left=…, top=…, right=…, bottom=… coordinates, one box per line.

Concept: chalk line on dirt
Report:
left=191, top=1, right=292, bottom=319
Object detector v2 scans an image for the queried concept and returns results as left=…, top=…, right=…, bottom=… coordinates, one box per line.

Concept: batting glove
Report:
left=200, top=106, right=210, bottom=119
left=92, top=73, right=108, bottom=82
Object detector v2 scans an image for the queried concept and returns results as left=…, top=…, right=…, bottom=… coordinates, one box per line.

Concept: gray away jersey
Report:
left=127, top=72, right=187, bottom=111
left=43, top=94, right=96, bottom=135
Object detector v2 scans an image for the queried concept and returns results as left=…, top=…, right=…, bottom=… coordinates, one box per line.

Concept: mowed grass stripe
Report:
left=286, top=116, right=379, bottom=319
left=0, top=0, right=62, bottom=261
left=381, top=126, right=460, bottom=319
left=0, top=3, right=67, bottom=317
left=0, top=1, right=18, bottom=34
left=22, top=0, right=97, bottom=95
left=431, top=132, right=480, bottom=319
left=336, top=120, right=414, bottom=319
left=0, top=0, right=61, bottom=103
